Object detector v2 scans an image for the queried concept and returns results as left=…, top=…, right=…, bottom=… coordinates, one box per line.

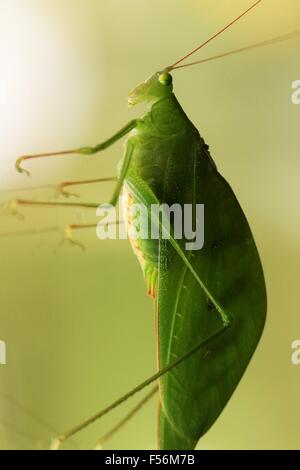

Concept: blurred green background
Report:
left=0, top=0, right=299, bottom=449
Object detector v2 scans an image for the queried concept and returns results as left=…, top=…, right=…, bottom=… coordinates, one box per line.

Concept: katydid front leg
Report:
left=11, top=139, right=135, bottom=215
left=16, top=119, right=138, bottom=176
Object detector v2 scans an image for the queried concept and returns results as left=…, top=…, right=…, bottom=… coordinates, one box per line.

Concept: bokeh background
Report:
left=0, top=0, right=299, bottom=449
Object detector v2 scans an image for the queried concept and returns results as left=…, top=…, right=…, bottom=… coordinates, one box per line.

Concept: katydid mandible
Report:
left=13, top=1, right=267, bottom=449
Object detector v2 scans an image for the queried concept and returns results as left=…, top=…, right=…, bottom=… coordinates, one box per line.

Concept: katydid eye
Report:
left=159, top=72, right=172, bottom=86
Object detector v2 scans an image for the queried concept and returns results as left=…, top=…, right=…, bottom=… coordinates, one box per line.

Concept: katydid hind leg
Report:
left=50, top=322, right=229, bottom=449
left=126, top=176, right=231, bottom=327
left=94, top=386, right=158, bottom=449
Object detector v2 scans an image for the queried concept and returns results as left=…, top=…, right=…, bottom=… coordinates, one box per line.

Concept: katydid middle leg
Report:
left=58, top=177, right=117, bottom=198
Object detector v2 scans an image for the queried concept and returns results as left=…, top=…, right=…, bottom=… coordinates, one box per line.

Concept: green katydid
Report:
left=8, top=0, right=270, bottom=450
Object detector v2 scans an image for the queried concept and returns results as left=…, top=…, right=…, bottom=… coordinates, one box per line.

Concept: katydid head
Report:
left=127, top=2, right=263, bottom=104
left=128, top=69, right=173, bottom=106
